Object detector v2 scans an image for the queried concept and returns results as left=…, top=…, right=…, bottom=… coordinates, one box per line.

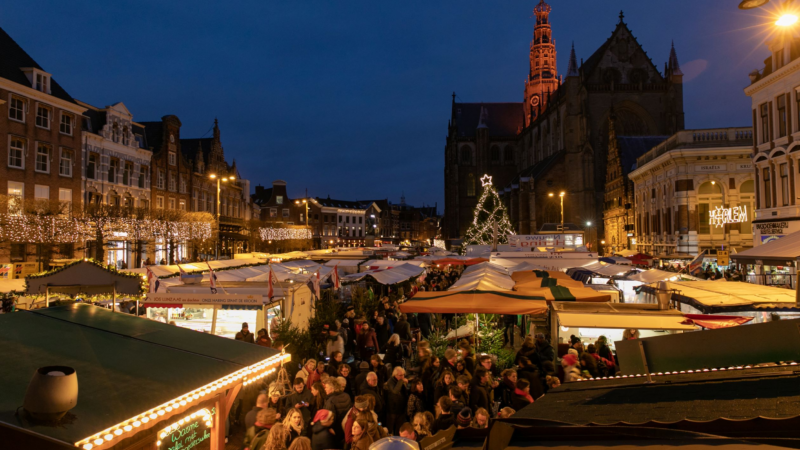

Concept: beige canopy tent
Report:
left=642, top=280, right=798, bottom=313
left=730, top=230, right=800, bottom=266
left=25, top=260, right=144, bottom=308
left=553, top=302, right=698, bottom=331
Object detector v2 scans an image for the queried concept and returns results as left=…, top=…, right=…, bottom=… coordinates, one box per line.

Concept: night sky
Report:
left=5, top=1, right=774, bottom=210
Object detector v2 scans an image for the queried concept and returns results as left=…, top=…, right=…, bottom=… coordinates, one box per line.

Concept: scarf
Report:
left=514, top=388, right=534, bottom=404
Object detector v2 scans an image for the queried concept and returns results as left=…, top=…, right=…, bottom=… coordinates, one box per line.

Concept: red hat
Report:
left=313, top=409, right=331, bottom=423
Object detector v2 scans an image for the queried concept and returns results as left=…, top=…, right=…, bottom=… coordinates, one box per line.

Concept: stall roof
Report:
left=323, top=259, right=366, bottom=267
left=511, top=270, right=574, bottom=283
left=0, top=304, right=280, bottom=447
left=26, top=260, right=143, bottom=296
left=361, top=260, right=426, bottom=270
left=449, top=267, right=515, bottom=292
left=553, top=302, right=696, bottom=331
left=645, top=280, right=798, bottom=313
left=343, top=264, right=425, bottom=285
left=578, top=261, right=632, bottom=277
left=399, top=290, right=549, bottom=315
left=731, top=230, right=800, bottom=265
left=625, top=269, right=699, bottom=283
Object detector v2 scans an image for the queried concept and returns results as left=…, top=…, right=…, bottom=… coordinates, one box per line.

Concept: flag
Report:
left=268, top=264, right=278, bottom=299
left=687, top=250, right=706, bottom=276
left=312, top=269, right=321, bottom=299
left=207, top=262, right=218, bottom=294
left=332, top=264, right=340, bottom=289
left=146, top=266, right=160, bottom=293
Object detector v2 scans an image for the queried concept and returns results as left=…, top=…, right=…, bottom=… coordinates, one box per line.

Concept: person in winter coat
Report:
left=350, top=419, right=373, bottom=450
left=353, top=361, right=370, bottom=390
left=448, top=386, right=466, bottom=415
left=417, top=312, right=433, bottom=338
left=511, top=379, right=535, bottom=411
left=579, top=345, right=599, bottom=378
left=244, top=407, right=277, bottom=450
left=469, top=369, right=491, bottom=413
left=356, top=323, right=380, bottom=360
left=325, top=323, right=345, bottom=358
left=267, top=385, right=284, bottom=421
left=256, top=328, right=272, bottom=347
left=431, top=397, right=456, bottom=434
left=588, top=343, right=614, bottom=377
left=283, top=407, right=306, bottom=445
left=394, top=313, right=413, bottom=342
left=373, top=315, right=391, bottom=350
left=382, top=333, right=405, bottom=368
left=502, top=314, right=518, bottom=347
left=342, top=395, right=379, bottom=447
left=359, top=372, right=385, bottom=419
left=406, top=378, right=425, bottom=422
left=337, top=363, right=356, bottom=399
left=383, top=366, right=409, bottom=435
left=310, top=409, right=336, bottom=450
left=562, top=350, right=582, bottom=382
left=263, top=423, right=289, bottom=450
left=309, top=382, right=327, bottom=419
left=516, top=357, right=545, bottom=399
left=497, top=369, right=518, bottom=409
left=434, top=370, right=456, bottom=405
left=515, top=335, right=538, bottom=366
left=322, top=378, right=352, bottom=445
left=285, top=378, right=314, bottom=426
left=534, top=333, right=555, bottom=372
left=297, top=360, right=317, bottom=386
left=236, top=322, right=256, bottom=343
left=457, top=340, right=476, bottom=375
left=245, top=393, right=268, bottom=431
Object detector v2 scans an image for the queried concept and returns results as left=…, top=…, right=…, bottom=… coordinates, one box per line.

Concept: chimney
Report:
left=23, top=366, right=78, bottom=421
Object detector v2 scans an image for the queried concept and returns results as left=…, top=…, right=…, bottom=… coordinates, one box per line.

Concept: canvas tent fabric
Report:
left=682, top=314, right=753, bottom=329
left=514, top=276, right=584, bottom=289
left=644, top=280, right=798, bottom=313
left=614, top=249, right=637, bottom=257
left=448, top=267, right=515, bottom=291
left=552, top=302, right=696, bottom=331
left=511, top=270, right=573, bottom=283
left=513, top=286, right=612, bottom=302
left=462, top=261, right=510, bottom=276
left=578, top=261, right=632, bottom=277
left=626, top=269, right=698, bottom=284
left=26, top=260, right=143, bottom=296
left=731, top=229, right=800, bottom=265
left=0, top=304, right=278, bottom=447
left=361, top=260, right=427, bottom=271
left=342, top=264, right=425, bottom=285
left=398, top=290, right=549, bottom=315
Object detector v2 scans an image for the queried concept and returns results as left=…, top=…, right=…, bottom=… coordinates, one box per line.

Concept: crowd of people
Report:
left=233, top=270, right=582, bottom=449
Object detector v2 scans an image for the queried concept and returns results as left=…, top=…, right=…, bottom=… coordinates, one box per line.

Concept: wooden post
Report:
left=45, top=286, right=50, bottom=309
left=211, top=305, right=219, bottom=336
left=210, top=391, right=225, bottom=450
left=112, top=283, right=117, bottom=313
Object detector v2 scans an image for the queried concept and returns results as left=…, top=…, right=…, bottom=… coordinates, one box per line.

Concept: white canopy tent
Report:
left=731, top=230, right=800, bottom=265
left=342, top=264, right=425, bottom=285
left=448, top=267, right=515, bottom=291
left=643, top=280, right=798, bottom=313
left=626, top=269, right=698, bottom=284
left=360, top=260, right=427, bottom=271
left=579, top=261, right=633, bottom=277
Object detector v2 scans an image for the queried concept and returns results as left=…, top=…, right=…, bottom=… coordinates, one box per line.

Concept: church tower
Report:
left=524, top=0, right=560, bottom=127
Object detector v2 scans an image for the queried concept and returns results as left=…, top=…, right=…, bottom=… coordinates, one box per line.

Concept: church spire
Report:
left=567, top=42, right=579, bottom=77
left=524, top=0, right=559, bottom=127
left=668, top=41, right=683, bottom=76
left=213, top=118, right=220, bottom=141
left=477, top=105, right=489, bottom=129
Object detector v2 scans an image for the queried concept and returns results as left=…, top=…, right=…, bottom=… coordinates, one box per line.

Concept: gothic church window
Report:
left=460, top=146, right=472, bottom=164
left=504, top=146, right=514, bottom=164
left=466, top=173, right=476, bottom=197
left=491, top=146, right=500, bottom=164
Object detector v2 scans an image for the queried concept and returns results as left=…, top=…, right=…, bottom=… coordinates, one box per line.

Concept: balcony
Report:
left=219, top=216, right=244, bottom=227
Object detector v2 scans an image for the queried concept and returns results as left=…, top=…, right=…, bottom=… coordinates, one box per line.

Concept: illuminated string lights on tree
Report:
left=462, top=174, right=516, bottom=248
left=259, top=227, right=312, bottom=241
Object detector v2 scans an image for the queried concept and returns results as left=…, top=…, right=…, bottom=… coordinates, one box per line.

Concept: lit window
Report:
left=35, top=185, right=49, bottom=200
left=59, top=148, right=72, bottom=176
left=276, top=195, right=283, bottom=205
left=168, top=152, right=176, bottom=166
left=35, top=104, right=50, bottom=129
left=157, top=196, right=164, bottom=209
left=169, top=198, right=176, bottom=209
left=59, top=188, right=72, bottom=216
left=9, top=96, right=25, bottom=122
left=35, top=143, right=51, bottom=173
left=60, top=113, right=73, bottom=135
left=87, top=154, right=98, bottom=179
left=8, top=181, right=24, bottom=215
left=157, top=169, right=165, bottom=189
left=8, top=137, right=25, bottom=168
left=179, top=200, right=186, bottom=211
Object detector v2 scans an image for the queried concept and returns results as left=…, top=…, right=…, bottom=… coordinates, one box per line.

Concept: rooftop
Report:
left=635, top=127, right=753, bottom=168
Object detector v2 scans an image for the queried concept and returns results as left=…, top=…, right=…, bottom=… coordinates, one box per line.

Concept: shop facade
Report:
left=629, top=127, right=755, bottom=258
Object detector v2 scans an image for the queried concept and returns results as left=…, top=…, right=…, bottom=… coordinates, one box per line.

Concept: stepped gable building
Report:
left=444, top=3, right=685, bottom=246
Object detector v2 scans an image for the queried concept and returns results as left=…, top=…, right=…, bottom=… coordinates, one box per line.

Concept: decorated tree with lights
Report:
left=462, top=174, right=516, bottom=248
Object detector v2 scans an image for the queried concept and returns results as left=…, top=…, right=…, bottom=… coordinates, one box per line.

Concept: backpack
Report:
left=595, top=357, right=609, bottom=377
left=247, top=428, right=270, bottom=450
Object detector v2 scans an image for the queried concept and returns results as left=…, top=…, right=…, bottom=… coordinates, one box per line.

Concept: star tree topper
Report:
left=480, top=174, right=492, bottom=187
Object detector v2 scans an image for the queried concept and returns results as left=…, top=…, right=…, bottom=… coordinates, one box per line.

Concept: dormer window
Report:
left=168, top=151, right=176, bottom=166
left=21, top=68, right=52, bottom=95
left=112, top=122, right=120, bottom=143
left=122, top=126, right=129, bottom=145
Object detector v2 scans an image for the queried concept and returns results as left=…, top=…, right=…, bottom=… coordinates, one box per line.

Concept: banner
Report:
left=144, top=293, right=264, bottom=305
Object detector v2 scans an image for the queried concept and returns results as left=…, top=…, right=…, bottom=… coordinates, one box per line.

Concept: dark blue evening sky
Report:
left=3, top=1, right=773, bottom=210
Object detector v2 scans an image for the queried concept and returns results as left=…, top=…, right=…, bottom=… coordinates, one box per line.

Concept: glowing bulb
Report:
left=150, top=413, right=158, bottom=420
left=142, top=417, right=150, bottom=423
left=158, top=410, right=165, bottom=416
left=104, top=434, right=114, bottom=441
left=94, top=439, right=104, bottom=446
left=157, top=440, right=162, bottom=446
left=124, top=425, right=132, bottom=432
left=133, top=420, right=142, bottom=427
left=114, top=429, right=123, bottom=436
left=777, top=14, right=798, bottom=27
left=83, top=444, right=93, bottom=450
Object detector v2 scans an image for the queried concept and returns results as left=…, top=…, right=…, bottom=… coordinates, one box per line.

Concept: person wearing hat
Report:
left=267, top=384, right=284, bottom=420
left=243, top=407, right=277, bottom=450
left=342, top=306, right=356, bottom=357
left=455, top=407, right=473, bottom=429
left=325, top=322, right=344, bottom=360
left=235, top=322, right=255, bottom=343
left=298, top=359, right=317, bottom=386
left=310, top=409, right=336, bottom=450
left=354, top=360, right=370, bottom=390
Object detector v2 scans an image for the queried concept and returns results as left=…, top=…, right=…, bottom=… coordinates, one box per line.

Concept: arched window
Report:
left=112, top=122, right=119, bottom=143
left=466, top=173, right=476, bottom=197
left=490, top=146, right=500, bottom=164
left=460, top=146, right=472, bottom=165
left=697, top=181, right=723, bottom=235
left=122, top=126, right=129, bottom=145
left=740, top=180, right=755, bottom=234
left=504, top=146, right=514, bottom=164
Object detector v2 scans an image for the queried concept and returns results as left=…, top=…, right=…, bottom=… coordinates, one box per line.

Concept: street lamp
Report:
left=548, top=191, right=566, bottom=231
left=209, top=173, right=234, bottom=259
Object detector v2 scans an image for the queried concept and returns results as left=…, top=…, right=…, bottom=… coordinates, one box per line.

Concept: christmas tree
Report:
left=462, top=174, right=516, bottom=248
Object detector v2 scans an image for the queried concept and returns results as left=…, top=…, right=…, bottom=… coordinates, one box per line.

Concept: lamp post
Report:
left=295, top=199, right=310, bottom=250
left=548, top=191, right=566, bottom=231
left=209, top=173, right=234, bottom=259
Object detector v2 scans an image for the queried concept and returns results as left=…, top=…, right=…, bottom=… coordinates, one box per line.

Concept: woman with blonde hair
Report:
left=472, top=407, right=490, bottom=429
left=412, top=412, right=432, bottom=438
left=282, top=408, right=305, bottom=445
left=383, top=333, right=404, bottom=367
left=287, top=436, right=311, bottom=450
left=263, top=423, right=288, bottom=450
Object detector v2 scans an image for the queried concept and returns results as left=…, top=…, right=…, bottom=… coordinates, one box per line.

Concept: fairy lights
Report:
left=259, top=227, right=312, bottom=241
left=74, top=352, right=291, bottom=450
left=462, top=174, right=516, bottom=248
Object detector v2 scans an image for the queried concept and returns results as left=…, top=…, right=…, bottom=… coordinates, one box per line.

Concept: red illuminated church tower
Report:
left=524, top=0, right=560, bottom=126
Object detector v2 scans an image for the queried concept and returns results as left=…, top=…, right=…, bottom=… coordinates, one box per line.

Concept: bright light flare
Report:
left=776, top=13, right=798, bottom=26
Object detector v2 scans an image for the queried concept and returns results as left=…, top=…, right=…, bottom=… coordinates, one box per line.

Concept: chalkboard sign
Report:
left=158, top=404, right=216, bottom=450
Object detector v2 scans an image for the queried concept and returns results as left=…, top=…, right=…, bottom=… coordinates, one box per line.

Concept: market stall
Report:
left=398, top=290, right=549, bottom=315
left=448, top=266, right=515, bottom=291
left=342, top=264, right=425, bottom=285
left=513, top=285, right=613, bottom=302
left=731, top=230, right=800, bottom=288
left=0, top=304, right=290, bottom=450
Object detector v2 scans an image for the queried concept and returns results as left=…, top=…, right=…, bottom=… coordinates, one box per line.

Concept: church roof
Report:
left=453, top=102, right=523, bottom=138
left=580, top=14, right=664, bottom=82
left=0, top=26, right=77, bottom=105
left=617, top=136, right=669, bottom=173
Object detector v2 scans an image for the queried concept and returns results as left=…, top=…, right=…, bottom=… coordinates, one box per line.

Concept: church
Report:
left=443, top=1, right=685, bottom=249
